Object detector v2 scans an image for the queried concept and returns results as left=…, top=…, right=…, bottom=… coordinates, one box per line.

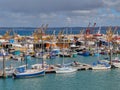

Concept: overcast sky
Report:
left=0, top=0, right=120, bottom=27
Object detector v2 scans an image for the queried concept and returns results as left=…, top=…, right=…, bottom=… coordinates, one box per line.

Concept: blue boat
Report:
left=51, top=48, right=60, bottom=55
left=78, top=51, right=90, bottom=56
left=82, top=51, right=90, bottom=56
left=13, top=66, right=45, bottom=79
left=49, top=52, right=56, bottom=59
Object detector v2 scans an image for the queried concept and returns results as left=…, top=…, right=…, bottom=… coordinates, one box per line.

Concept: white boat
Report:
left=92, top=39, right=111, bottom=70
left=13, top=66, right=45, bottom=79
left=51, top=48, right=60, bottom=55
left=56, top=66, right=77, bottom=74
left=92, top=64, right=111, bottom=70
left=56, top=35, right=77, bottom=74
left=112, top=57, right=120, bottom=68
left=92, top=60, right=111, bottom=70
left=5, top=67, right=15, bottom=77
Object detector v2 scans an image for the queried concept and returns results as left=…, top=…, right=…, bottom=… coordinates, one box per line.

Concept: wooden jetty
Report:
left=72, top=63, right=92, bottom=71
left=0, top=70, right=3, bottom=78
left=45, top=69, right=56, bottom=74
left=73, top=65, right=92, bottom=71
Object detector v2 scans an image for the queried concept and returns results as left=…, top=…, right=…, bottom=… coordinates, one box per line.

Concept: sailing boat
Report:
left=13, top=66, right=45, bottom=79
left=92, top=60, right=111, bottom=70
left=111, top=45, right=120, bottom=68
left=92, top=50, right=111, bottom=70
left=13, top=51, right=45, bottom=79
left=112, top=56, right=120, bottom=68
left=92, top=27, right=116, bottom=70
left=92, top=40, right=111, bottom=70
left=56, top=32, right=77, bottom=74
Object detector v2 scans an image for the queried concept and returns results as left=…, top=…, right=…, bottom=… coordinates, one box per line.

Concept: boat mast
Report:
left=62, top=30, right=65, bottom=67
left=106, top=27, right=113, bottom=65
left=39, top=24, right=48, bottom=69
left=24, top=35, right=28, bottom=69
left=39, top=27, right=44, bottom=69
left=1, top=48, right=6, bottom=78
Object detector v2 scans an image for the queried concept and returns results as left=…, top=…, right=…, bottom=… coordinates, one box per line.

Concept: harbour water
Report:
left=0, top=55, right=120, bottom=90
left=0, top=27, right=120, bottom=36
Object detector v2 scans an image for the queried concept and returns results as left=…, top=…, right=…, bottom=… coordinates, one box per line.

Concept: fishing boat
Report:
left=13, top=29, right=46, bottom=79
left=13, top=59, right=45, bottom=79
left=13, top=45, right=45, bottom=79
left=5, top=64, right=27, bottom=77
left=13, top=65, right=45, bottom=79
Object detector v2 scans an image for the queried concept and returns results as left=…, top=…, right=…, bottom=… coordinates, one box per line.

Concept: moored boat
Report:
left=111, top=57, right=120, bottom=68
left=92, top=60, right=111, bottom=70
left=13, top=66, right=45, bottom=79
left=55, top=66, right=77, bottom=74
left=92, top=64, right=111, bottom=70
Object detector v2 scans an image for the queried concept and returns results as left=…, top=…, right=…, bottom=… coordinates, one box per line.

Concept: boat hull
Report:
left=59, top=54, right=71, bottom=57
left=13, top=70, right=45, bottom=79
left=56, top=67, right=77, bottom=74
left=112, top=63, right=120, bottom=68
left=92, top=66, right=111, bottom=70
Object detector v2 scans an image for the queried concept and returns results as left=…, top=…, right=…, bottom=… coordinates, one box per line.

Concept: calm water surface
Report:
left=0, top=55, right=120, bottom=90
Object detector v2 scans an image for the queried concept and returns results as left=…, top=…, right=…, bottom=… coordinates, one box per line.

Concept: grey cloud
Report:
left=103, top=0, right=120, bottom=12
left=0, top=0, right=119, bottom=27
left=0, top=0, right=104, bottom=14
